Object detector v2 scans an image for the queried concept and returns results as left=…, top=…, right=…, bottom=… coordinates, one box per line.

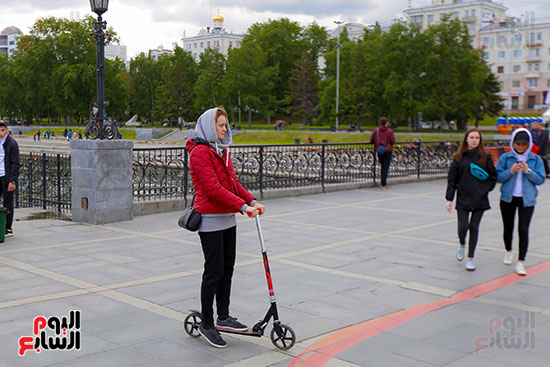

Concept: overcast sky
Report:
left=1, top=0, right=549, bottom=59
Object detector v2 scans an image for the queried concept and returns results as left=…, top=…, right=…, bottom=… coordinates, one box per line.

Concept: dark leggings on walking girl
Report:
left=198, top=226, right=237, bottom=327
left=457, top=209, right=484, bottom=258
left=500, top=197, right=535, bottom=261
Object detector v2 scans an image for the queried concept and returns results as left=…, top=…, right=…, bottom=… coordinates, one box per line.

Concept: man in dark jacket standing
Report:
left=0, top=121, right=20, bottom=237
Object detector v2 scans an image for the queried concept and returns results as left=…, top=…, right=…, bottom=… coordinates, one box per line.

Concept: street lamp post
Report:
left=90, top=0, right=109, bottom=139
left=506, top=17, right=519, bottom=124
left=334, top=20, right=343, bottom=131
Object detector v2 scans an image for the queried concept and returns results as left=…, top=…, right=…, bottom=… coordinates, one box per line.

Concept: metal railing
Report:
left=12, top=140, right=509, bottom=212
left=133, top=141, right=511, bottom=202
left=15, top=152, right=72, bottom=212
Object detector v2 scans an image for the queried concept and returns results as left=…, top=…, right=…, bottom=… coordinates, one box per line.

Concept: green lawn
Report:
left=233, top=132, right=463, bottom=145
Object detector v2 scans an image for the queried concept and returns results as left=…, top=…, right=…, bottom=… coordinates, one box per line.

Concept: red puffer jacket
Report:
left=186, top=138, right=255, bottom=214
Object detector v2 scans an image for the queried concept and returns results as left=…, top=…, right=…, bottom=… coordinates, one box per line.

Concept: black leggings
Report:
left=457, top=209, right=485, bottom=258
left=500, top=197, right=535, bottom=261
left=198, top=226, right=237, bottom=326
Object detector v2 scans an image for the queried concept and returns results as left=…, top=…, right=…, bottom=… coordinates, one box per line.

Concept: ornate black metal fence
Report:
left=133, top=147, right=191, bottom=202
left=15, top=152, right=72, bottom=212
left=133, top=141, right=503, bottom=202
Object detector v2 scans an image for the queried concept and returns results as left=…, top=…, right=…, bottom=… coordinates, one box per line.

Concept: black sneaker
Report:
left=5, top=228, right=13, bottom=238
left=215, top=316, right=248, bottom=332
left=198, top=324, right=227, bottom=348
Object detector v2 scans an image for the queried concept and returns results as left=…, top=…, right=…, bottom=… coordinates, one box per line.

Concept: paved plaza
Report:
left=1, top=179, right=549, bottom=367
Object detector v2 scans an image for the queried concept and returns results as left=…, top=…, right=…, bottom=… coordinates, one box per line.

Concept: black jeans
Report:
left=0, top=176, right=14, bottom=230
left=457, top=209, right=484, bottom=258
left=378, top=151, right=393, bottom=187
left=500, top=197, right=535, bottom=261
left=198, top=226, right=237, bottom=326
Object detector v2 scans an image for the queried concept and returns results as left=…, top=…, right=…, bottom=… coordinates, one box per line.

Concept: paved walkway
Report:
left=1, top=179, right=549, bottom=367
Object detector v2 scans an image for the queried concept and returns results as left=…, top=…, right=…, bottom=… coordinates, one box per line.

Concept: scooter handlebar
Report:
left=246, top=208, right=264, bottom=217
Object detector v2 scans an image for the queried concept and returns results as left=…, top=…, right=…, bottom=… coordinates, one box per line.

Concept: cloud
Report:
left=2, top=0, right=549, bottom=59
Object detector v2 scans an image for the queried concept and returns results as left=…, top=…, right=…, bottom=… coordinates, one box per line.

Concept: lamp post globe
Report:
left=90, top=0, right=109, bottom=15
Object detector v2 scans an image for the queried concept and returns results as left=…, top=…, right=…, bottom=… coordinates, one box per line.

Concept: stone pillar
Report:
left=70, top=140, right=134, bottom=224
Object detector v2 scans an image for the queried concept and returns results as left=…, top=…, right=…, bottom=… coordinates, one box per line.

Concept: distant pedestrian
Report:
left=445, top=128, right=497, bottom=271
left=0, top=121, right=20, bottom=238
left=78, top=132, right=82, bottom=139
left=33, top=133, right=36, bottom=142
left=67, top=131, right=72, bottom=141
left=37, top=129, right=41, bottom=141
left=370, top=117, right=395, bottom=190
left=496, top=128, right=546, bottom=275
left=530, top=122, right=550, bottom=177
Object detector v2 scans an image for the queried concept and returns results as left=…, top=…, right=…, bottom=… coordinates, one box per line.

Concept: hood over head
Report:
left=194, top=107, right=232, bottom=155
left=510, top=127, right=532, bottom=161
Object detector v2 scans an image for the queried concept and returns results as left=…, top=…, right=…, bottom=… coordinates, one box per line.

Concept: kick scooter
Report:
left=183, top=212, right=296, bottom=350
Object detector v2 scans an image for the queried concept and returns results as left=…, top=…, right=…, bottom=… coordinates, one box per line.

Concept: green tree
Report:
left=194, top=48, right=227, bottom=113
left=3, top=16, right=121, bottom=123
left=382, top=24, right=431, bottom=128
left=317, top=27, right=352, bottom=124
left=105, top=58, right=130, bottom=120
left=287, top=52, right=320, bottom=125
left=302, top=22, right=329, bottom=64
left=225, top=42, right=276, bottom=126
left=468, top=55, right=504, bottom=127
left=244, top=18, right=307, bottom=109
left=422, top=16, right=475, bottom=128
left=129, top=52, right=161, bottom=121
left=153, top=46, right=198, bottom=122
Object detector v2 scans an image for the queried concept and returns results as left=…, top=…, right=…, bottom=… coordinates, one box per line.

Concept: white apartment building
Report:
left=0, top=26, right=23, bottom=58
left=405, top=0, right=550, bottom=111
left=149, top=45, right=175, bottom=61
left=182, top=10, right=244, bottom=61
left=105, top=44, right=128, bottom=66
left=328, top=22, right=374, bottom=42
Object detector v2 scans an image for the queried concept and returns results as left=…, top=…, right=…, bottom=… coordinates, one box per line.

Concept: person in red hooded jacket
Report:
left=370, top=117, right=396, bottom=189
left=186, top=107, right=265, bottom=348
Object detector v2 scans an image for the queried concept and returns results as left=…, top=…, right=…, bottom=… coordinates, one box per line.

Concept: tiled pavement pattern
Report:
left=1, top=179, right=549, bottom=367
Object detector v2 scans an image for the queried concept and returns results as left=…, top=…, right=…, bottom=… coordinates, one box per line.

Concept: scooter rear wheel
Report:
left=183, top=312, right=202, bottom=337
left=270, top=324, right=296, bottom=350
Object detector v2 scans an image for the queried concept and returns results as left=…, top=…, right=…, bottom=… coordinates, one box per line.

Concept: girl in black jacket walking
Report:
left=445, top=128, right=497, bottom=271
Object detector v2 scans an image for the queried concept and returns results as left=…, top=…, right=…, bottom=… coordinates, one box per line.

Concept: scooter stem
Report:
left=255, top=216, right=267, bottom=253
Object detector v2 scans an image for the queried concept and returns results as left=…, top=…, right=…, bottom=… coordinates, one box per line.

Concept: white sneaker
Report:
left=515, top=262, right=527, bottom=276
left=503, top=252, right=513, bottom=265
left=456, top=246, right=465, bottom=261
left=465, top=259, right=476, bottom=271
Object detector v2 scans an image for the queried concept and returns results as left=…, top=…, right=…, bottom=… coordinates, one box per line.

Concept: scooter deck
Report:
left=216, top=328, right=263, bottom=337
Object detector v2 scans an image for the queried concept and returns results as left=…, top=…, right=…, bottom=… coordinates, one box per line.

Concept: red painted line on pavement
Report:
left=289, top=261, right=550, bottom=367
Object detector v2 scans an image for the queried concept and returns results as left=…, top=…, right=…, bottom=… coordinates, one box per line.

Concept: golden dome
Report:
left=213, top=9, right=224, bottom=23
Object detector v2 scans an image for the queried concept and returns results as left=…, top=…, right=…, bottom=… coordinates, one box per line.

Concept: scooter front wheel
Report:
left=183, top=312, right=202, bottom=337
left=270, top=323, right=296, bottom=350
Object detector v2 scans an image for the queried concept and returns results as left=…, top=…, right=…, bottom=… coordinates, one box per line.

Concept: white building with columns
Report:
left=182, top=10, right=244, bottom=61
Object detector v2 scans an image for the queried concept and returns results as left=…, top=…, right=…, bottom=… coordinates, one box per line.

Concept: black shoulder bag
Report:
left=178, top=195, right=202, bottom=231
